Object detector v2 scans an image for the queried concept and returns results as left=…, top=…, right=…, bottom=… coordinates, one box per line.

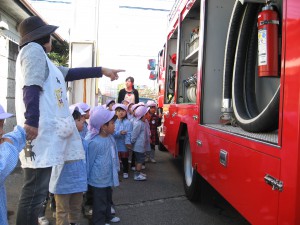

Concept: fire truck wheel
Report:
left=183, top=137, right=201, bottom=201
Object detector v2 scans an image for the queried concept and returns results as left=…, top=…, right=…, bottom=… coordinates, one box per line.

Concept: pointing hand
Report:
left=102, top=67, right=125, bottom=81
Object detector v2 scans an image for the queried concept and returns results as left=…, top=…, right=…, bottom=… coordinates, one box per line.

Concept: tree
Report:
left=48, top=39, right=69, bottom=67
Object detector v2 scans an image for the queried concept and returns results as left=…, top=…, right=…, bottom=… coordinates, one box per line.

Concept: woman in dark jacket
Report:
left=117, top=76, right=139, bottom=104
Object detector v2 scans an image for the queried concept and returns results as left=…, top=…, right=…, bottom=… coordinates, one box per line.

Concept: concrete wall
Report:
left=0, top=37, right=19, bottom=132
left=0, top=11, right=20, bottom=132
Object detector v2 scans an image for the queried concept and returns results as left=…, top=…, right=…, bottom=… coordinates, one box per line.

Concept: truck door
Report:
left=163, top=104, right=181, bottom=156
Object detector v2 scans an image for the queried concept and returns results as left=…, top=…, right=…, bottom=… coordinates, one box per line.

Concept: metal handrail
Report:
left=168, top=0, right=181, bottom=22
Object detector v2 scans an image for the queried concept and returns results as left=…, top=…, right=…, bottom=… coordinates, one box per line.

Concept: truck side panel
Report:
left=195, top=129, right=280, bottom=224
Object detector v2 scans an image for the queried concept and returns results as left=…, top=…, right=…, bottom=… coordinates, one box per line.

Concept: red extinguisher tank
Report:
left=257, top=4, right=279, bottom=77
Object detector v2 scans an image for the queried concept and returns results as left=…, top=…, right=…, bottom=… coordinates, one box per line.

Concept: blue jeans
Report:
left=16, top=167, right=52, bottom=225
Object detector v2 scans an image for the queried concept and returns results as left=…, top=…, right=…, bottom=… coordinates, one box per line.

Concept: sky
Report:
left=28, top=0, right=73, bottom=39
left=28, top=0, right=175, bottom=96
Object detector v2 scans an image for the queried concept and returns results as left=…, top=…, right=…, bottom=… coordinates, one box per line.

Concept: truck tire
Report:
left=183, top=137, right=201, bottom=201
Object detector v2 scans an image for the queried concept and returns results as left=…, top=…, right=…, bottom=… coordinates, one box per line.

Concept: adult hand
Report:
left=102, top=67, right=125, bottom=81
left=24, top=124, right=38, bottom=140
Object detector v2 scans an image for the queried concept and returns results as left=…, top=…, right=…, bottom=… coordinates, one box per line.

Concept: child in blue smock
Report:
left=76, top=102, right=91, bottom=138
left=86, top=106, right=120, bottom=225
left=49, top=105, right=88, bottom=225
left=126, top=102, right=134, bottom=121
left=112, top=103, right=132, bottom=179
left=106, top=99, right=115, bottom=111
left=0, top=104, right=26, bottom=225
left=131, top=105, right=151, bottom=181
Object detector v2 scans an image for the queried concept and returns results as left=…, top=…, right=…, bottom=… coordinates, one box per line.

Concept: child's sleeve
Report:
left=113, top=128, right=121, bottom=137
left=131, top=121, right=141, bottom=144
left=111, top=137, right=120, bottom=172
left=2, top=126, right=26, bottom=151
left=113, top=131, right=121, bottom=137
left=125, top=121, right=132, bottom=145
left=0, top=143, right=19, bottom=185
left=0, top=126, right=26, bottom=185
left=82, top=139, right=91, bottom=176
left=87, top=140, right=99, bottom=177
left=113, top=121, right=122, bottom=137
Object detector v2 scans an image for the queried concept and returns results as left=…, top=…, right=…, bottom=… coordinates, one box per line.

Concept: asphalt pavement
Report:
left=6, top=150, right=250, bottom=225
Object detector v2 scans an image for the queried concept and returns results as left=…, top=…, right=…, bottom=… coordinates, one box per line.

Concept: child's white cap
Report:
left=69, top=105, right=86, bottom=115
left=121, top=99, right=130, bottom=104
left=132, top=102, right=145, bottom=112
left=146, top=100, right=157, bottom=107
left=127, top=102, right=134, bottom=107
left=131, top=104, right=139, bottom=112
left=106, top=99, right=115, bottom=106
left=112, top=103, right=127, bottom=111
left=76, top=102, right=90, bottom=112
left=0, top=104, right=13, bottom=120
left=134, top=106, right=149, bottom=120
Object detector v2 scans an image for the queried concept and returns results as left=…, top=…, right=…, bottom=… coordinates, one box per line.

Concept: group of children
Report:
left=107, top=98, right=162, bottom=182
left=54, top=99, right=162, bottom=225
left=0, top=97, right=162, bottom=225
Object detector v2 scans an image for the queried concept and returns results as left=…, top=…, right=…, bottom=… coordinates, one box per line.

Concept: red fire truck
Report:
left=156, top=0, right=300, bottom=224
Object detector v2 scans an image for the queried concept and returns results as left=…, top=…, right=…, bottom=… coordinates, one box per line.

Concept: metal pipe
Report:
left=239, top=0, right=267, bottom=4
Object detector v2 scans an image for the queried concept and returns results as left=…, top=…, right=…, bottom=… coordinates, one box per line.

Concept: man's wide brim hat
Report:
left=18, top=16, right=58, bottom=46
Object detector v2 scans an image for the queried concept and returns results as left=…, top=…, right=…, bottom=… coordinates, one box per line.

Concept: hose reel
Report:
left=184, top=74, right=197, bottom=103
left=222, top=0, right=280, bottom=132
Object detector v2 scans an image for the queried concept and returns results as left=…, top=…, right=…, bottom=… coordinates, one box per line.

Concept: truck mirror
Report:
left=149, top=70, right=157, bottom=80
left=147, top=59, right=156, bottom=70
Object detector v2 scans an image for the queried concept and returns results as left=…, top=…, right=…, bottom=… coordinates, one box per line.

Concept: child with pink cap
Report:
left=112, top=103, right=132, bottom=179
left=145, top=100, right=162, bottom=163
left=86, top=106, right=121, bottom=224
left=75, top=102, right=91, bottom=138
left=131, top=106, right=151, bottom=181
left=0, top=104, right=26, bottom=225
left=106, top=99, right=116, bottom=111
left=121, top=99, right=130, bottom=106
left=126, top=102, right=134, bottom=121
left=128, top=102, right=147, bottom=170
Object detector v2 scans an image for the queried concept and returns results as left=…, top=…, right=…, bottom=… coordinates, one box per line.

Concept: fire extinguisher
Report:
left=257, top=2, right=279, bottom=77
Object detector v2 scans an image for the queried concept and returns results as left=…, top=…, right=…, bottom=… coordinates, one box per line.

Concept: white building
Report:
left=69, top=0, right=174, bottom=106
